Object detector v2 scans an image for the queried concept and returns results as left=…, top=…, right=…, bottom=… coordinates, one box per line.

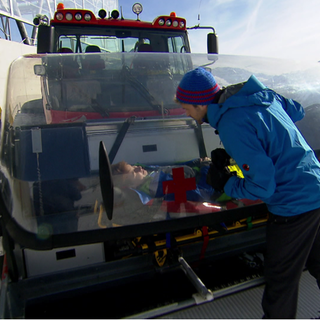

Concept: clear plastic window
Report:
left=2, top=52, right=320, bottom=244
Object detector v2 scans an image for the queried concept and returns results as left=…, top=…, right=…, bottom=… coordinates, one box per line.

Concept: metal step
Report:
left=158, top=271, right=320, bottom=319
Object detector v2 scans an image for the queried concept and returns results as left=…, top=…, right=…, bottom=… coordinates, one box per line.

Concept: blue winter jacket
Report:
left=207, top=75, right=320, bottom=216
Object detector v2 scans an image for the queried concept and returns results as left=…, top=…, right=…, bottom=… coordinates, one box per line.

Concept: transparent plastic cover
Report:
left=1, top=52, right=320, bottom=243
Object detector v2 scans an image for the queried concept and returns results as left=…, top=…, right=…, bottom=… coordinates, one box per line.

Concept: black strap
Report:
left=99, top=141, right=114, bottom=220
left=108, top=116, right=135, bottom=164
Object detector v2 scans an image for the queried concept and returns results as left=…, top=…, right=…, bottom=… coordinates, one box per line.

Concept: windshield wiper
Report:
left=91, top=98, right=109, bottom=118
left=121, top=65, right=163, bottom=114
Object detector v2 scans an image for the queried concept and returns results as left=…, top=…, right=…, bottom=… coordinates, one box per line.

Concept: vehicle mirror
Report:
left=207, top=33, right=218, bottom=54
left=37, top=25, right=53, bottom=53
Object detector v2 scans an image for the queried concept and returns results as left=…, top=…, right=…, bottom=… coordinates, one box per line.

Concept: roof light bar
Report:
left=156, top=15, right=186, bottom=28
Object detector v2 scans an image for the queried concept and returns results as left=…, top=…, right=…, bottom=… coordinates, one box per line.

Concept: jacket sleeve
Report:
left=273, top=91, right=305, bottom=123
left=219, top=115, right=277, bottom=201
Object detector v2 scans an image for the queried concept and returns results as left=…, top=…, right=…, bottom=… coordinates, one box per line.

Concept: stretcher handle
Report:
left=99, top=141, right=114, bottom=220
left=178, top=256, right=213, bottom=301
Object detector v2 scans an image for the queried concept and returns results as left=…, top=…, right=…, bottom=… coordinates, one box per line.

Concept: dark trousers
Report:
left=262, top=207, right=320, bottom=318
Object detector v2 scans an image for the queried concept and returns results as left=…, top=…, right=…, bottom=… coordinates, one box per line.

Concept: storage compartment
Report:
left=24, top=243, right=105, bottom=277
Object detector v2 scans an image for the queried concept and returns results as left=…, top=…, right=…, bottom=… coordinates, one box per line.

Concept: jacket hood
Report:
left=207, top=75, right=273, bottom=128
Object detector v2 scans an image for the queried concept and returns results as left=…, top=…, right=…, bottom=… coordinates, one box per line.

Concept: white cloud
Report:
left=119, top=0, right=320, bottom=61
left=217, top=0, right=320, bottom=61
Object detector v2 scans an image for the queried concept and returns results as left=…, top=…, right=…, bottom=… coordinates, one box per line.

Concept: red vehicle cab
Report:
left=32, top=3, right=217, bottom=123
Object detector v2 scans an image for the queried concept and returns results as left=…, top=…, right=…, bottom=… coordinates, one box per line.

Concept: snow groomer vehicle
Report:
left=34, top=2, right=218, bottom=56
left=1, top=4, right=320, bottom=319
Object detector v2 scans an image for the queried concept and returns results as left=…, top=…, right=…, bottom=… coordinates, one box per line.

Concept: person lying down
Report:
left=111, top=158, right=218, bottom=204
left=97, top=157, right=245, bottom=226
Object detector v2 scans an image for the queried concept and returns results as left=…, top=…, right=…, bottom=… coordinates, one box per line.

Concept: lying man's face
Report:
left=120, top=164, right=148, bottom=187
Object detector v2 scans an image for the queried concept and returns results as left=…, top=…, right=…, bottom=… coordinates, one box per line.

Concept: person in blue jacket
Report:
left=175, top=67, right=320, bottom=319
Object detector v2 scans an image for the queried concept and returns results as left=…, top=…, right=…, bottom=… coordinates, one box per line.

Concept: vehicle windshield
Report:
left=20, top=52, right=192, bottom=124
left=2, top=53, right=320, bottom=248
left=55, top=27, right=189, bottom=53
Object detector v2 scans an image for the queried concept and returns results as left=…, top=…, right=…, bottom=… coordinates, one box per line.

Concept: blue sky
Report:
left=118, top=0, right=320, bottom=62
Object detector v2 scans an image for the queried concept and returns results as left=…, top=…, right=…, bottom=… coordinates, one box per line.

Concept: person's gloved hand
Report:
left=211, top=148, right=231, bottom=170
left=206, top=163, right=235, bottom=192
left=206, top=148, right=235, bottom=193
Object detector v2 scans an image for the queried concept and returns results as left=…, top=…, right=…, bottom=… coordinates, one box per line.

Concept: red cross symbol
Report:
left=162, top=167, right=196, bottom=203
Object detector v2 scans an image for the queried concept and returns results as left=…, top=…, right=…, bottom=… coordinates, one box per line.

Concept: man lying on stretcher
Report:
left=95, top=150, right=260, bottom=227
left=111, top=149, right=244, bottom=205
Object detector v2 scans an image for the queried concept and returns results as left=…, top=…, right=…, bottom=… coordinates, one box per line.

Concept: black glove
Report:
left=206, top=163, right=234, bottom=192
left=211, top=148, right=231, bottom=170
left=206, top=148, right=235, bottom=193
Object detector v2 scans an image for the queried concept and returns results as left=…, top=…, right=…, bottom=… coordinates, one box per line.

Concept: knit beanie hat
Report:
left=176, top=67, right=220, bottom=105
